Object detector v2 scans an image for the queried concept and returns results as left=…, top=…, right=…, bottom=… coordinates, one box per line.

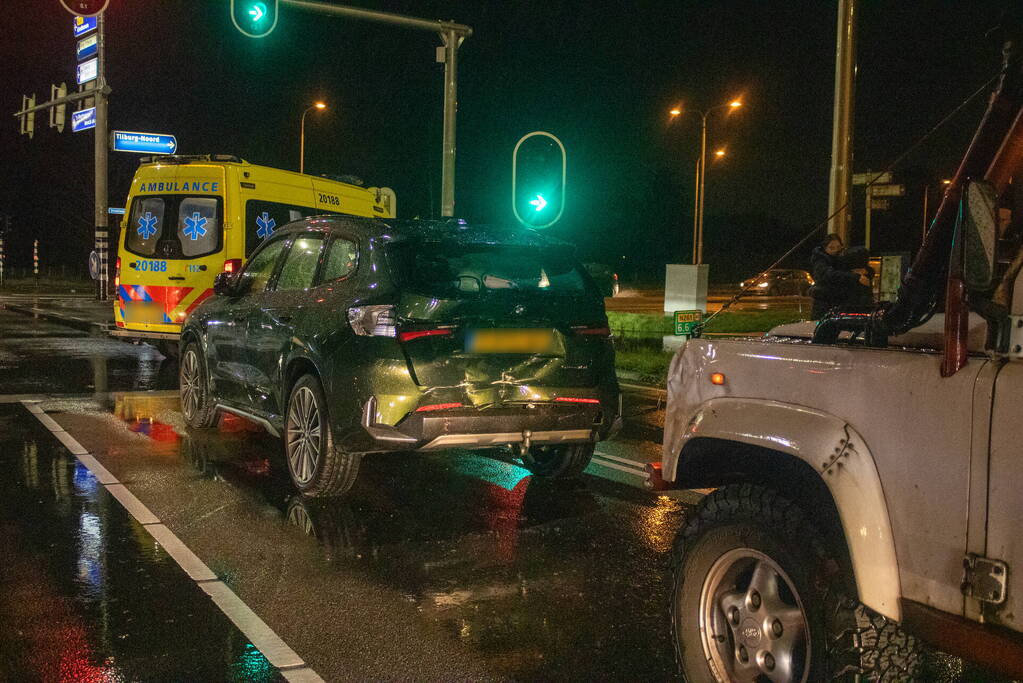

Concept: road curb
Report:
left=4, top=303, right=113, bottom=334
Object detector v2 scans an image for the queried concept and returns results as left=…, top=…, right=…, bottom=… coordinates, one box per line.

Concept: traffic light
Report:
left=231, top=0, right=280, bottom=38
left=512, top=132, right=566, bottom=229
left=59, top=0, right=109, bottom=16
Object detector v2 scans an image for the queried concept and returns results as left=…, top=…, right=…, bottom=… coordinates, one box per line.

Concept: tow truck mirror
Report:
left=962, top=180, right=998, bottom=292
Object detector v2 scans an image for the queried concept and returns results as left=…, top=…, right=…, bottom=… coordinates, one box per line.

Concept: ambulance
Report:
left=112, top=155, right=395, bottom=353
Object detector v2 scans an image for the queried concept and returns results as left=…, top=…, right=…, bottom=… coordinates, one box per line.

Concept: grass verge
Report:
left=0, top=277, right=93, bottom=294
left=607, top=309, right=808, bottom=337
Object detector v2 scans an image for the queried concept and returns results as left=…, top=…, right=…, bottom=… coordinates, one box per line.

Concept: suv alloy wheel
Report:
left=285, top=374, right=361, bottom=497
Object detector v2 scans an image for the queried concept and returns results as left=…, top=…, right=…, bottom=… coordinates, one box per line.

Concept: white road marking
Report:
left=590, top=455, right=646, bottom=477
left=19, top=399, right=322, bottom=680
left=593, top=449, right=651, bottom=469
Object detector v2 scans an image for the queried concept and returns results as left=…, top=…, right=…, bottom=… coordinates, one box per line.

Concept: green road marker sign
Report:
left=674, top=310, right=702, bottom=336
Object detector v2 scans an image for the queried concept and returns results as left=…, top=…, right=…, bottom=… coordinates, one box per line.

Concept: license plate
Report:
left=125, top=301, right=166, bottom=324
left=466, top=328, right=556, bottom=354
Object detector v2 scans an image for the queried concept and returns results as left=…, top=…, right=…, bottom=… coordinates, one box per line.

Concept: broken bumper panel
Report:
left=357, top=400, right=613, bottom=453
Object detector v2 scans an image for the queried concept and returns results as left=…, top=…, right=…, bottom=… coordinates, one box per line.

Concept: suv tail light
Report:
left=348, top=305, right=396, bottom=337
left=398, top=328, right=453, bottom=343
left=114, top=257, right=121, bottom=289
left=573, top=324, right=611, bottom=337
left=223, top=258, right=242, bottom=274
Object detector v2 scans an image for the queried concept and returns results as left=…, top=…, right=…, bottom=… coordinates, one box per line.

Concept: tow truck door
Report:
left=979, top=361, right=1023, bottom=632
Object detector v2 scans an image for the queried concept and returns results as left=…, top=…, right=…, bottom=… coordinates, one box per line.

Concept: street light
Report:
left=669, top=99, right=743, bottom=264
left=299, top=101, right=327, bottom=175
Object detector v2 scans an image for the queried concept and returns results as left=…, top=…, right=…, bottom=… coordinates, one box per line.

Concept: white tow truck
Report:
left=649, top=34, right=1023, bottom=683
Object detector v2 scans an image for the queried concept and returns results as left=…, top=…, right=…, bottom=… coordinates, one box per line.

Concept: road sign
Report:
left=72, top=107, right=96, bottom=132
left=107, top=207, right=125, bottom=215
left=77, top=33, right=98, bottom=61
left=853, top=171, right=891, bottom=185
left=674, top=310, right=703, bottom=336
left=77, top=57, right=98, bottom=85
left=870, top=199, right=891, bottom=211
left=88, top=250, right=101, bottom=280
left=870, top=183, right=905, bottom=197
left=111, top=130, right=178, bottom=154
left=73, top=15, right=98, bottom=36
left=62, top=0, right=108, bottom=17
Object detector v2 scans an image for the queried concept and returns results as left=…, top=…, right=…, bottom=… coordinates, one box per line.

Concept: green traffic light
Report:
left=248, top=2, right=267, bottom=22
left=529, top=194, right=548, bottom=212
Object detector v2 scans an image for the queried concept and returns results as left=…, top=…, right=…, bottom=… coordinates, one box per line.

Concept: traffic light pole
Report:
left=280, top=0, right=471, bottom=217
left=94, top=12, right=109, bottom=300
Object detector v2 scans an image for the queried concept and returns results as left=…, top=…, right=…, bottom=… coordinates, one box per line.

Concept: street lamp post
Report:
left=299, top=101, right=327, bottom=175
left=670, top=100, right=741, bottom=264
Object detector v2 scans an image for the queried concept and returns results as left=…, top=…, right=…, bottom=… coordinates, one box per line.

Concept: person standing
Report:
left=810, top=234, right=872, bottom=319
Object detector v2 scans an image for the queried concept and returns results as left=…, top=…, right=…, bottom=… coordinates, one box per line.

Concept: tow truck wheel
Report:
left=285, top=374, right=360, bottom=498
left=670, top=484, right=921, bottom=682
left=522, top=442, right=594, bottom=478
left=180, top=343, right=218, bottom=429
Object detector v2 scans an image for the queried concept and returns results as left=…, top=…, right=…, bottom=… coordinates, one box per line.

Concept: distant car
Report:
left=583, top=263, right=620, bottom=297
left=179, top=216, right=621, bottom=497
left=740, top=268, right=814, bottom=296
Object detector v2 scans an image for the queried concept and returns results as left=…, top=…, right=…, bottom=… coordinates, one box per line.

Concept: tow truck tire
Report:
left=523, top=442, right=594, bottom=478
left=285, top=374, right=360, bottom=498
left=670, top=484, right=921, bottom=683
left=180, top=343, right=218, bottom=429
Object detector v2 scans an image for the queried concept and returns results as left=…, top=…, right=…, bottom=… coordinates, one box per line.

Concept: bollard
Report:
left=33, top=240, right=38, bottom=277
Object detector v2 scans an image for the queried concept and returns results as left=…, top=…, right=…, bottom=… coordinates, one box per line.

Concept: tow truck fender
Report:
left=666, top=397, right=901, bottom=621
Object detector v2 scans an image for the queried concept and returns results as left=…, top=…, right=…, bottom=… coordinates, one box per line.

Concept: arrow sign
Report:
left=529, top=194, right=548, bottom=211
left=111, top=130, right=178, bottom=154
left=249, top=2, right=266, bottom=20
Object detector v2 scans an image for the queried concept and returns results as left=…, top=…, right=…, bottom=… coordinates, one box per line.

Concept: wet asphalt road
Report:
left=0, top=306, right=689, bottom=680
left=0, top=307, right=1012, bottom=681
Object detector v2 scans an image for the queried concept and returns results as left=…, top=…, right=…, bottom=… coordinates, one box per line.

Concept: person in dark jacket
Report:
left=810, top=234, right=872, bottom=319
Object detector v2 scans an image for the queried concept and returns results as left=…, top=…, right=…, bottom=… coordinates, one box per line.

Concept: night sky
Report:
left=1, top=1, right=1015, bottom=282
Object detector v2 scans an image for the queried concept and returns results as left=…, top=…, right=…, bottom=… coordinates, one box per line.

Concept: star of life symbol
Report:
left=137, top=211, right=158, bottom=240
left=256, top=212, right=276, bottom=239
left=183, top=212, right=208, bottom=241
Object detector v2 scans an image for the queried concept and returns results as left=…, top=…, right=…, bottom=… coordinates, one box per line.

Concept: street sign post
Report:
left=60, top=0, right=109, bottom=17
left=76, top=57, right=98, bottom=85
left=852, top=171, right=892, bottom=186
left=73, top=15, right=98, bottom=36
left=71, top=107, right=96, bottom=132
left=674, top=310, right=703, bottom=336
left=870, top=183, right=905, bottom=197
left=111, top=130, right=177, bottom=154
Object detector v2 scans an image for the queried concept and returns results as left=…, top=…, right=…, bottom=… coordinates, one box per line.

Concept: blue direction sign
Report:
left=71, top=107, right=96, bottom=132
left=111, top=130, right=178, bottom=154
left=73, top=15, right=97, bottom=37
left=77, top=34, right=98, bottom=61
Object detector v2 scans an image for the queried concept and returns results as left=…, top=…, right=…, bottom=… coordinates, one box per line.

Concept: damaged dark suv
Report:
left=179, top=216, right=621, bottom=496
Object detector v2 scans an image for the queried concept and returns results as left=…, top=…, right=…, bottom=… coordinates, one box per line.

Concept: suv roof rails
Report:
left=138, top=154, right=246, bottom=165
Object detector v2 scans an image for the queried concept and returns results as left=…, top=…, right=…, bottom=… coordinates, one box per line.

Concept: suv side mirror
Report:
left=213, top=271, right=238, bottom=296
left=963, top=180, right=998, bottom=292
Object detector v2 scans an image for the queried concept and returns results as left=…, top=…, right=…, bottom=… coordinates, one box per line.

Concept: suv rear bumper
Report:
left=355, top=399, right=618, bottom=453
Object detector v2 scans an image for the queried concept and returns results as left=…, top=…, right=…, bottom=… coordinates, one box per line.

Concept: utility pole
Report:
left=827, top=0, right=857, bottom=244
left=279, top=0, right=471, bottom=217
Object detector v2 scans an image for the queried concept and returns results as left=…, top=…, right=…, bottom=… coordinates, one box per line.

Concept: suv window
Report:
left=387, top=242, right=588, bottom=298
left=276, top=235, right=324, bottom=291
left=240, top=238, right=287, bottom=294
left=321, top=237, right=358, bottom=282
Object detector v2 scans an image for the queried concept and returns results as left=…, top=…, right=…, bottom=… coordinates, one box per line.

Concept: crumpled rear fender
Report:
left=666, top=397, right=901, bottom=621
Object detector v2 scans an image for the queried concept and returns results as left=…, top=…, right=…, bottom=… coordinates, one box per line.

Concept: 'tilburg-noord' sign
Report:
left=111, top=131, right=178, bottom=154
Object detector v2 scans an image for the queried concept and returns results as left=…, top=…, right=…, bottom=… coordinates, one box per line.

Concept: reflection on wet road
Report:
left=0, top=403, right=284, bottom=681
left=33, top=392, right=685, bottom=680
left=0, top=309, right=177, bottom=395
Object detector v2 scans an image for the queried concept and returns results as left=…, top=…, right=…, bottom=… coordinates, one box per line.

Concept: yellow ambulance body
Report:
left=113, top=155, right=395, bottom=346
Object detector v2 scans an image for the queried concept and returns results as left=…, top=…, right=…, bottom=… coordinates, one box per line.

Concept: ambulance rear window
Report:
left=125, top=195, right=222, bottom=259
left=127, top=197, right=166, bottom=257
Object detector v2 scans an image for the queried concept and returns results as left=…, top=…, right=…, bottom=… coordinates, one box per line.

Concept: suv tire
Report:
left=180, top=342, right=218, bottom=429
left=285, top=374, right=360, bottom=498
left=523, top=442, right=594, bottom=478
left=670, top=484, right=921, bottom=682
